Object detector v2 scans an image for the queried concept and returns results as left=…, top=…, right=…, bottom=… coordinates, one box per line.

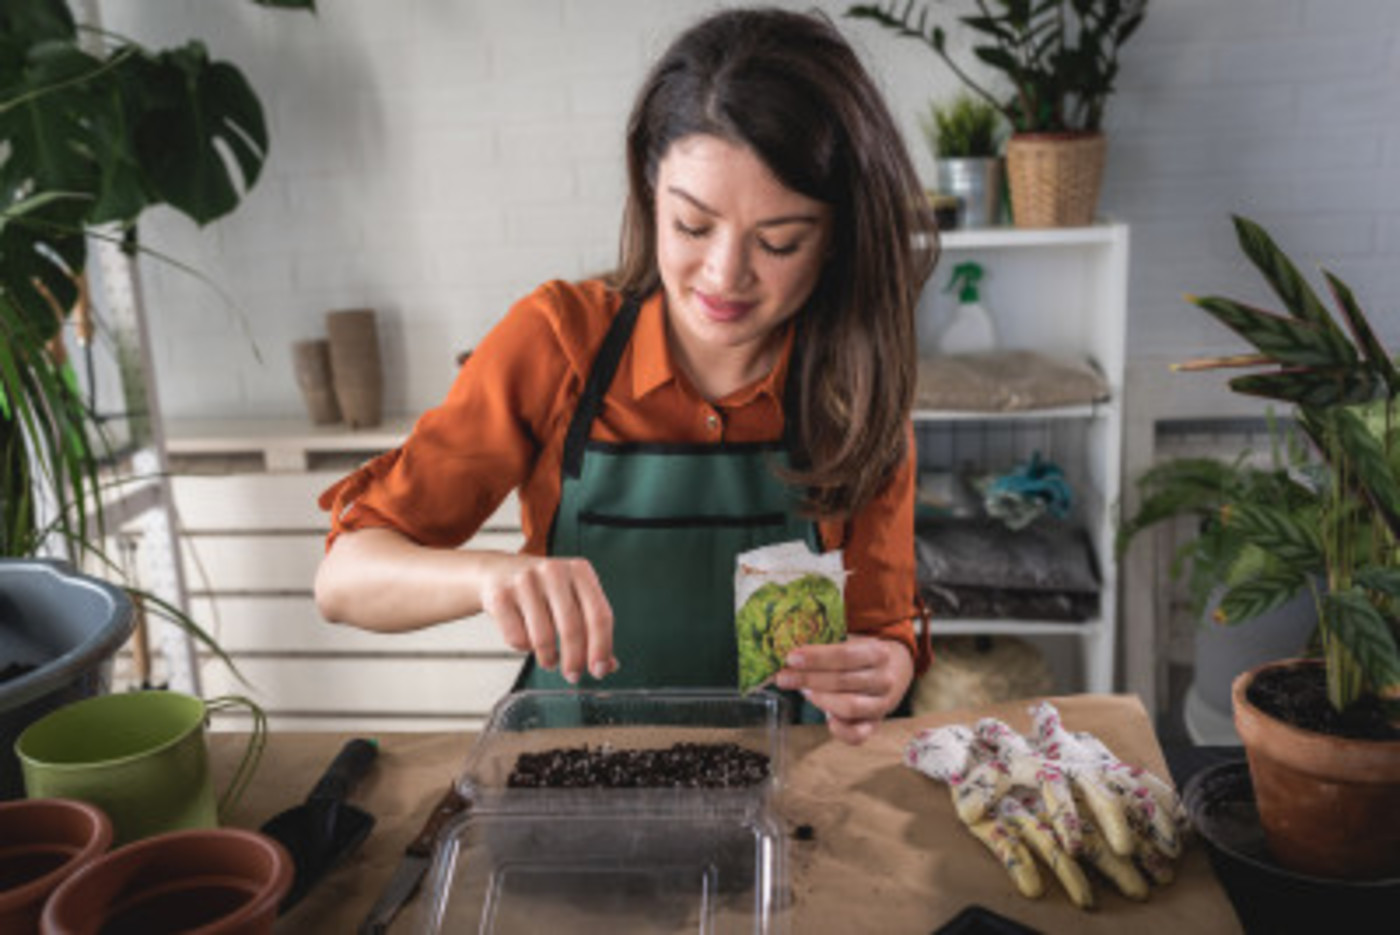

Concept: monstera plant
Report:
left=1, top=0, right=313, bottom=700
left=1, top=0, right=312, bottom=556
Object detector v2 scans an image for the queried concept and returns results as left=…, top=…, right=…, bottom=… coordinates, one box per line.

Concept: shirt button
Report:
left=706, top=412, right=720, bottom=432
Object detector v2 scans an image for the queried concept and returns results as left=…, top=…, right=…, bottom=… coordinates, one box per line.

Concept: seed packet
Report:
left=734, top=540, right=847, bottom=692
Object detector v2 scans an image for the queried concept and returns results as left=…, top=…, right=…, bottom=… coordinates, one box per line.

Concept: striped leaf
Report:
left=1191, top=296, right=1357, bottom=369
left=1229, top=367, right=1379, bottom=407
left=1334, top=406, right=1400, bottom=540
left=1323, top=589, right=1400, bottom=706
left=1215, top=571, right=1311, bottom=626
left=1115, top=457, right=1239, bottom=553
left=1355, top=566, right=1400, bottom=599
left=1325, top=270, right=1400, bottom=395
left=1225, top=502, right=1324, bottom=568
left=1232, top=215, right=1334, bottom=329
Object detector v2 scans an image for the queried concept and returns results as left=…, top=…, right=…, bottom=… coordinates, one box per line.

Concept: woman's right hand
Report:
left=480, top=555, right=617, bottom=683
left=317, top=529, right=616, bottom=682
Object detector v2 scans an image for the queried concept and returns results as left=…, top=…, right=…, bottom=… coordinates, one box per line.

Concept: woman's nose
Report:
left=704, top=232, right=753, bottom=291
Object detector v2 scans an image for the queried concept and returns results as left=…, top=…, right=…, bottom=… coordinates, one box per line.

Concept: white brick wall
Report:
left=90, top=0, right=1400, bottom=421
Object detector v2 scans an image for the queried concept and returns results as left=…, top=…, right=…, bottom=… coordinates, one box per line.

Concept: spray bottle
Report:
left=936, top=261, right=998, bottom=355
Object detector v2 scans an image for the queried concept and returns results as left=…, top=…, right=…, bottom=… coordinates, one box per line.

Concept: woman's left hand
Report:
left=775, top=635, right=914, bottom=745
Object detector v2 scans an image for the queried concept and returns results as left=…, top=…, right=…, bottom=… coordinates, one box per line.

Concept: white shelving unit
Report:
left=914, top=222, right=1128, bottom=694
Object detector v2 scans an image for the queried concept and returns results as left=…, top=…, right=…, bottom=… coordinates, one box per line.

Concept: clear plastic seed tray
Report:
left=413, top=690, right=792, bottom=934
left=411, top=805, right=786, bottom=934
left=454, top=689, right=789, bottom=815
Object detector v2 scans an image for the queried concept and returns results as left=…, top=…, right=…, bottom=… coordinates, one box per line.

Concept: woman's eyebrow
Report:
left=665, top=185, right=821, bottom=228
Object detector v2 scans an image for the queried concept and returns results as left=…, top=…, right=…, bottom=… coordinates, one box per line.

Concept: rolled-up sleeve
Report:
left=320, top=284, right=582, bottom=550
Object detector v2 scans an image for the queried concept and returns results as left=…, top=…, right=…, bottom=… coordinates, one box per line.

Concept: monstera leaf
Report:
left=0, top=191, right=87, bottom=343
left=127, top=43, right=268, bottom=225
left=0, top=0, right=318, bottom=344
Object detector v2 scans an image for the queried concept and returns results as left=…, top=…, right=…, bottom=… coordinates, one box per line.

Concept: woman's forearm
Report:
left=314, top=526, right=524, bottom=632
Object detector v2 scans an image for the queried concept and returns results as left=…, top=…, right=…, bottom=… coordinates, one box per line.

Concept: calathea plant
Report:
left=1116, top=432, right=1326, bottom=630
left=1178, top=215, right=1400, bottom=722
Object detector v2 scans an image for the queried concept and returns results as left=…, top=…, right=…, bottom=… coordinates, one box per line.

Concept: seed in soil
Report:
left=506, top=742, right=770, bottom=789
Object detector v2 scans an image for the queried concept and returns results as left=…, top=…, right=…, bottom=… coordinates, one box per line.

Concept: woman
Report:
left=315, top=7, right=937, bottom=744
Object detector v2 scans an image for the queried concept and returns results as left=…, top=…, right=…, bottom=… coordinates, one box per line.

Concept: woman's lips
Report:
left=695, top=290, right=757, bottom=322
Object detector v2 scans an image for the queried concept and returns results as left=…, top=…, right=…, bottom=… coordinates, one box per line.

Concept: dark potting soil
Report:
left=506, top=742, right=770, bottom=789
left=1247, top=664, right=1400, bottom=742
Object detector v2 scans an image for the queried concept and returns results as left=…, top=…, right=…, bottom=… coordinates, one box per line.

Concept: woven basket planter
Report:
left=1005, top=131, right=1107, bottom=228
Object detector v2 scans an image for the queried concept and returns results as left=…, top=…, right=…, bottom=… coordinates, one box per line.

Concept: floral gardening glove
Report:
left=905, top=703, right=1186, bottom=909
left=1028, top=700, right=1188, bottom=860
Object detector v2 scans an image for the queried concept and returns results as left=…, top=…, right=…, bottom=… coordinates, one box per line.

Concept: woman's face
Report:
left=654, top=134, right=832, bottom=384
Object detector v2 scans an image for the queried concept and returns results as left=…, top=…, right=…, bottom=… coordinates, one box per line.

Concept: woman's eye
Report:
left=758, top=238, right=800, bottom=257
left=674, top=219, right=708, bottom=239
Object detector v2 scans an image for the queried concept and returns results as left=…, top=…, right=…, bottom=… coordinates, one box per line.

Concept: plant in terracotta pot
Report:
left=1178, top=214, right=1400, bottom=881
left=846, top=0, right=1148, bottom=228
left=922, top=93, right=1005, bottom=228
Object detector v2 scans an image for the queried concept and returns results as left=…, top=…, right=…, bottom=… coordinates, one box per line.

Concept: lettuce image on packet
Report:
left=734, top=540, right=847, bottom=692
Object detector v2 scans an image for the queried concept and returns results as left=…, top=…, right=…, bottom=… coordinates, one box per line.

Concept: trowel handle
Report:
left=310, top=738, right=379, bottom=803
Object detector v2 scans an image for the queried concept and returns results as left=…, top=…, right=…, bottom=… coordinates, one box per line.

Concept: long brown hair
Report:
left=612, top=7, right=938, bottom=517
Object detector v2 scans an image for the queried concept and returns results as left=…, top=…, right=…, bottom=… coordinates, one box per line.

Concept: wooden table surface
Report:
left=210, top=693, right=1243, bottom=934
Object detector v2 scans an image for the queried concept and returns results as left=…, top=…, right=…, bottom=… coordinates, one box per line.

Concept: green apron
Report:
left=518, top=294, right=819, bottom=692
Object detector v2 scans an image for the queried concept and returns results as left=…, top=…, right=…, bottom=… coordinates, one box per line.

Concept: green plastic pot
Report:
left=16, top=692, right=265, bottom=846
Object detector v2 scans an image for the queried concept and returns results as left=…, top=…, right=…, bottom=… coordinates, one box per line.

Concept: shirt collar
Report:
left=629, top=291, right=795, bottom=407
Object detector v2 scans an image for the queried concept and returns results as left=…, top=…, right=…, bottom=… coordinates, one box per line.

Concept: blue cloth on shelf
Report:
left=983, top=452, right=1072, bottom=530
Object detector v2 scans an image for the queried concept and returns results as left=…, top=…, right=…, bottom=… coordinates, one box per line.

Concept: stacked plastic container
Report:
left=410, top=689, right=790, bottom=934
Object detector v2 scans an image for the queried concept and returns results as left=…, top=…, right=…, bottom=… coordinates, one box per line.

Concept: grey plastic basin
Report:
left=0, top=559, right=134, bottom=799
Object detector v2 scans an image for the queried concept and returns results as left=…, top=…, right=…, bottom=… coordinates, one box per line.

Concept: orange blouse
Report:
left=321, top=279, right=920, bottom=658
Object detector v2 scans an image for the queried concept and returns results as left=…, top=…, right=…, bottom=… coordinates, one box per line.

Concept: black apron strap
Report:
left=560, top=294, right=643, bottom=479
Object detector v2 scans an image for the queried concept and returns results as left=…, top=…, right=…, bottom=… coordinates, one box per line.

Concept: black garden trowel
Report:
left=260, top=737, right=379, bottom=912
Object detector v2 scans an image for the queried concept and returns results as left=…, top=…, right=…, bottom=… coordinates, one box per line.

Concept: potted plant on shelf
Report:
left=1116, top=436, right=1326, bottom=740
left=846, top=0, right=1148, bottom=228
left=922, top=93, right=1005, bottom=229
left=1177, top=214, right=1400, bottom=881
left=0, top=0, right=312, bottom=798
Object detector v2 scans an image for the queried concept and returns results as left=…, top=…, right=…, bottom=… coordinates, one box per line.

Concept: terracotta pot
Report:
left=1004, top=131, right=1106, bottom=228
left=1232, top=658, right=1400, bottom=880
left=0, top=799, right=113, bottom=934
left=40, top=828, right=293, bottom=935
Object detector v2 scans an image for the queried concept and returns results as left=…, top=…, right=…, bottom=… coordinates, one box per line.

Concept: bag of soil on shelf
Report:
left=914, top=350, right=1109, bottom=412
left=915, top=515, right=1100, bottom=621
left=734, top=541, right=846, bottom=692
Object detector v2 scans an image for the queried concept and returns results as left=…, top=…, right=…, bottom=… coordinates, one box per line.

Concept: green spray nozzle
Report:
left=944, top=261, right=983, bottom=303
